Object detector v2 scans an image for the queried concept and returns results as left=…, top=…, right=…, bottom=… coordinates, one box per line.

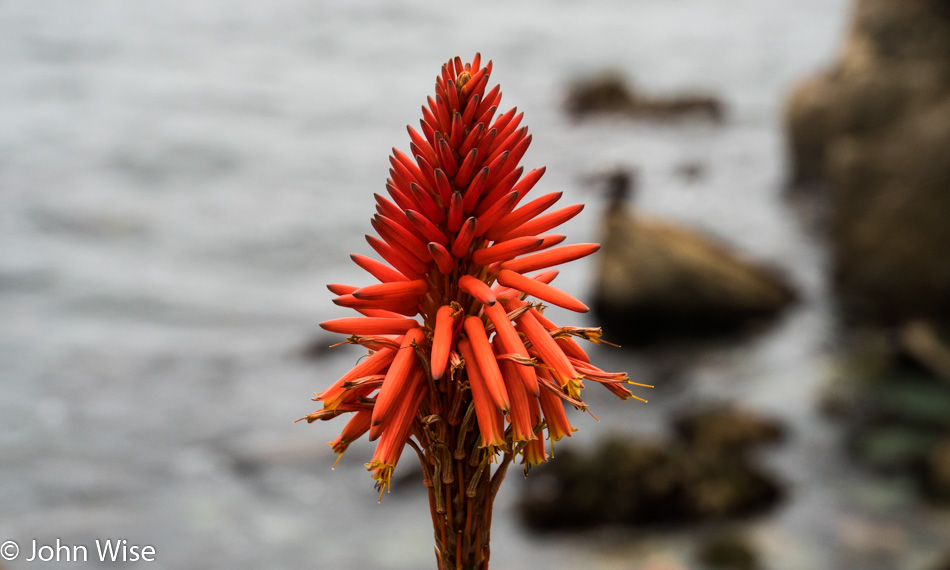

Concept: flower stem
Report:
left=424, top=413, right=505, bottom=569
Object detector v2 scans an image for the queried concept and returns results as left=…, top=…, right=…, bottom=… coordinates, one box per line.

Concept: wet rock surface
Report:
left=783, top=0, right=950, bottom=325
left=593, top=171, right=796, bottom=344
left=566, top=73, right=724, bottom=122
left=518, top=407, right=784, bottom=531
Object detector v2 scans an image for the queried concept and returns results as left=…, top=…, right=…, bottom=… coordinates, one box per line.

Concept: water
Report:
left=3, top=1, right=948, bottom=568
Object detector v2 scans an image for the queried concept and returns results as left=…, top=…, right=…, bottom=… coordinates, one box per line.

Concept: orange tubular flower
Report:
left=303, top=54, right=641, bottom=569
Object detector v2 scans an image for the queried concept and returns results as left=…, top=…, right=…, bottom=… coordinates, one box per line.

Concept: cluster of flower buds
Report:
left=302, top=54, right=643, bottom=492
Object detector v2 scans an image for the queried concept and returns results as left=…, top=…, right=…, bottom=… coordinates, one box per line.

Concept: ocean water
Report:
left=3, top=1, right=948, bottom=568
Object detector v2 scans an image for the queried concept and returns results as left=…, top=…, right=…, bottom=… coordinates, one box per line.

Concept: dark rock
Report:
left=672, top=406, right=785, bottom=453
left=696, top=534, right=760, bottom=570
left=518, top=436, right=782, bottom=532
left=930, top=552, right=950, bottom=570
left=566, top=73, right=724, bottom=122
left=897, top=321, right=950, bottom=382
left=920, top=438, right=950, bottom=504
left=783, top=0, right=950, bottom=325
left=593, top=171, right=796, bottom=344
left=829, top=98, right=950, bottom=325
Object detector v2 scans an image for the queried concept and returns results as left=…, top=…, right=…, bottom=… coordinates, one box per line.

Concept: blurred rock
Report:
left=897, top=321, right=950, bottom=382
left=822, top=329, right=950, bottom=503
left=518, top=407, right=785, bottom=532
left=593, top=171, right=796, bottom=343
left=920, top=437, right=950, bottom=504
left=696, top=533, right=760, bottom=570
left=783, top=0, right=950, bottom=324
left=931, top=552, right=950, bottom=570
left=566, top=73, right=724, bottom=122
left=672, top=406, right=785, bottom=453
left=784, top=73, right=835, bottom=186
left=830, top=98, right=950, bottom=324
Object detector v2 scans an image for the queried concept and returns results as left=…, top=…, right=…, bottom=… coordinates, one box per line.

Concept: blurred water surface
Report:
left=3, top=1, right=949, bottom=569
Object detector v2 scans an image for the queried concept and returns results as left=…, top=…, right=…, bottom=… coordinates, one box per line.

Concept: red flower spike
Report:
left=430, top=305, right=457, bottom=380
left=537, top=369, right=576, bottom=442
left=367, top=372, right=427, bottom=493
left=427, top=242, right=455, bottom=275
left=330, top=410, right=373, bottom=458
left=419, top=115, right=436, bottom=146
left=446, top=80, right=460, bottom=114
left=409, top=183, right=445, bottom=224
left=461, top=95, right=480, bottom=128
left=434, top=169, right=453, bottom=206
left=412, top=153, right=440, bottom=190
left=461, top=167, right=491, bottom=213
left=463, top=316, right=510, bottom=413
left=365, top=235, right=425, bottom=279
left=474, top=190, right=520, bottom=237
left=458, top=122, right=485, bottom=157
left=458, top=275, right=497, bottom=307
left=327, top=283, right=358, bottom=295
left=406, top=125, right=438, bottom=165
left=450, top=217, right=478, bottom=258
left=320, top=316, right=419, bottom=337
left=470, top=52, right=481, bottom=73
left=494, top=339, right=536, bottom=443
left=454, top=148, right=479, bottom=187
left=449, top=112, right=463, bottom=148
left=475, top=166, right=522, bottom=216
left=500, top=243, right=601, bottom=274
left=436, top=139, right=458, bottom=177
left=405, top=209, right=448, bottom=246
left=392, top=148, right=427, bottom=188
left=497, top=269, right=589, bottom=312
left=332, top=294, right=419, bottom=317
left=351, top=280, right=428, bottom=302
left=471, top=236, right=544, bottom=267
left=495, top=203, right=586, bottom=241
left=316, top=346, right=398, bottom=409
left=523, top=434, right=547, bottom=467
left=372, top=216, right=429, bottom=264
left=508, top=166, right=547, bottom=202
left=501, top=298, right=581, bottom=393
left=473, top=124, right=497, bottom=158
left=488, top=108, right=517, bottom=139
left=483, top=302, right=540, bottom=396
left=458, top=338, right=506, bottom=449
left=447, top=191, right=464, bottom=232
left=493, top=269, right=559, bottom=300
left=484, top=125, right=527, bottom=166
left=475, top=85, right=500, bottom=121
left=534, top=234, right=567, bottom=250
left=307, top=55, right=637, bottom=568
left=370, top=327, right=426, bottom=432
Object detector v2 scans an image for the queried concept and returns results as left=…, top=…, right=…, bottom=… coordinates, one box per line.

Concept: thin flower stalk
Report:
left=301, top=54, right=642, bottom=569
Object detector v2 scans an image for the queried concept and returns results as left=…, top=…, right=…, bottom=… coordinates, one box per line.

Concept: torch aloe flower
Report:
left=302, top=54, right=643, bottom=569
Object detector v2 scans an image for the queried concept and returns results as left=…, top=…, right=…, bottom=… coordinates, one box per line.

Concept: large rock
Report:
left=829, top=98, right=950, bottom=323
left=518, top=406, right=785, bottom=531
left=783, top=0, right=950, bottom=324
left=566, top=73, right=724, bottom=122
left=593, top=172, right=795, bottom=343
